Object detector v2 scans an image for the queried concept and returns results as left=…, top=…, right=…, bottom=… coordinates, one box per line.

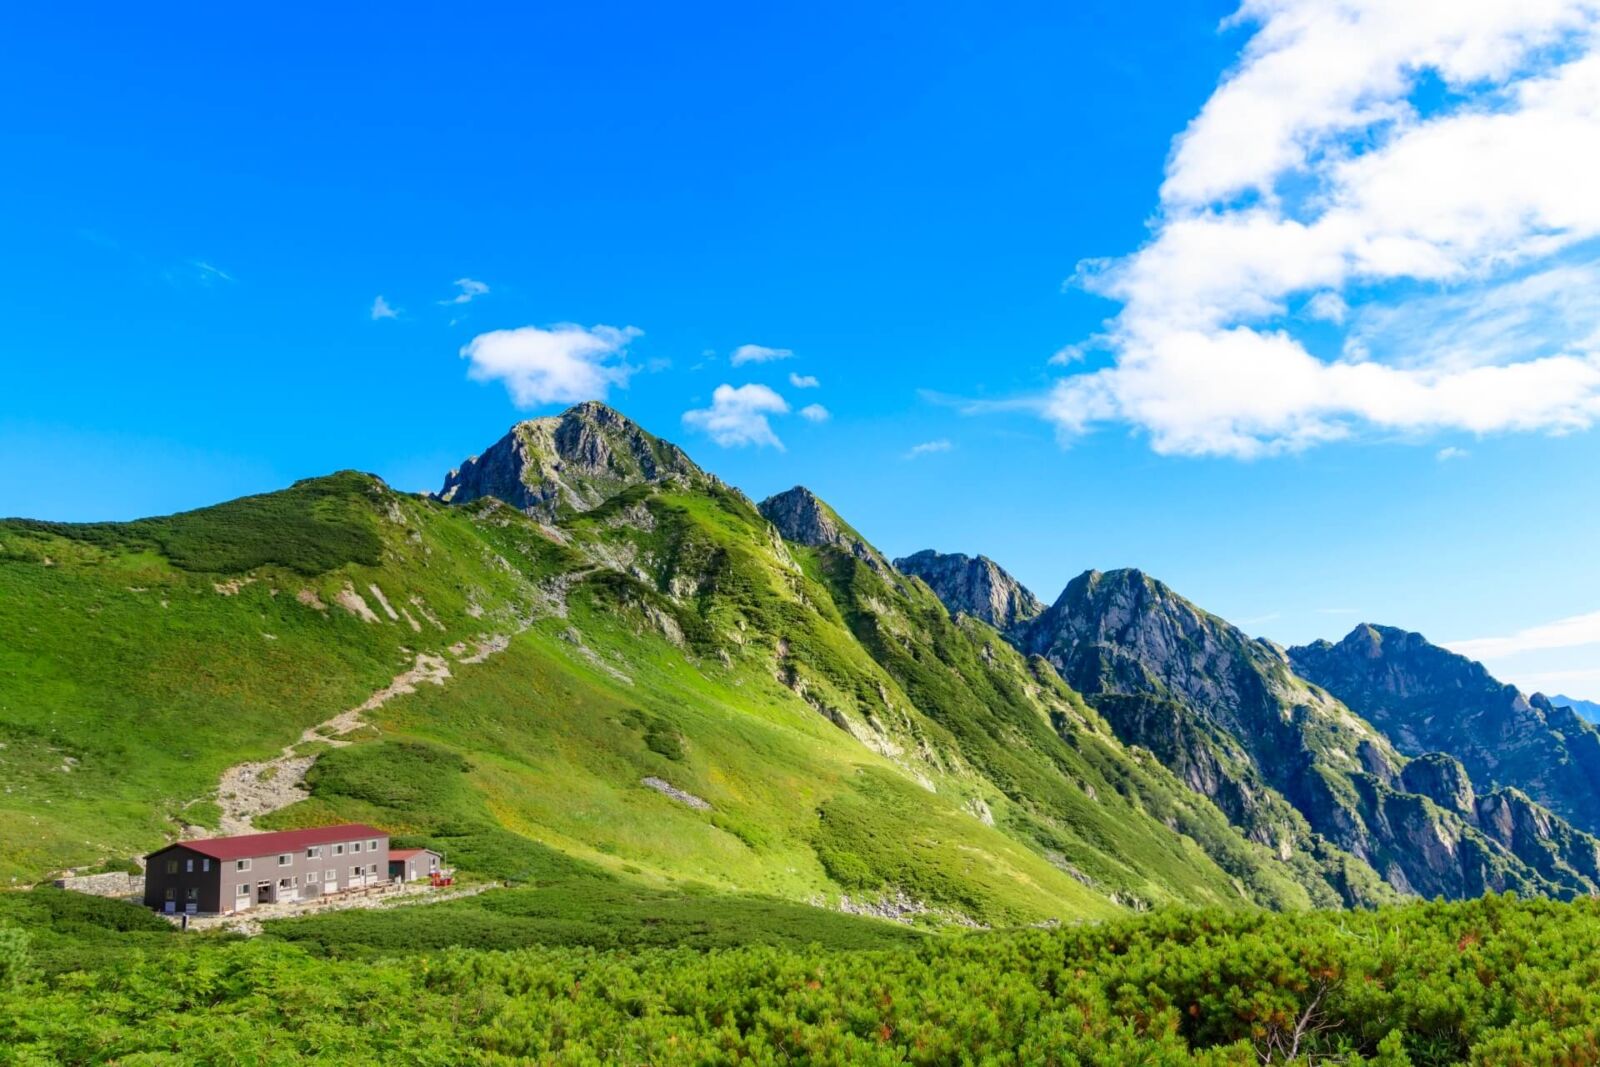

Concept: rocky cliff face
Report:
left=893, top=550, right=1044, bottom=635
left=758, top=487, right=888, bottom=571
left=1290, top=624, right=1600, bottom=838
left=1016, top=569, right=1600, bottom=901
left=437, top=401, right=704, bottom=521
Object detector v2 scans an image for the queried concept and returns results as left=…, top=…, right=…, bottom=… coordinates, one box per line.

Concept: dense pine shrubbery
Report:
left=5, top=890, right=1600, bottom=1064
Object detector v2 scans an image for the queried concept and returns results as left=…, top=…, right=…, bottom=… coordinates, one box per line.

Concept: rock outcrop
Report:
left=894, top=549, right=1045, bottom=635
left=1016, top=568, right=1600, bottom=901
left=437, top=401, right=703, bottom=521
left=758, top=486, right=888, bottom=571
left=1291, top=624, right=1600, bottom=837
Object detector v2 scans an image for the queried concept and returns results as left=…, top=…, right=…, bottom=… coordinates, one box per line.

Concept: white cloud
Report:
left=1048, top=1, right=1600, bottom=457
left=730, top=344, right=793, bottom=366
left=460, top=323, right=640, bottom=407
left=371, top=295, right=399, bottom=321
left=683, top=384, right=790, bottom=449
left=192, top=261, right=234, bottom=285
left=440, top=278, right=490, bottom=305
left=798, top=403, right=830, bottom=422
left=1436, top=445, right=1469, bottom=461
left=904, top=439, right=953, bottom=459
left=1447, top=609, right=1600, bottom=661
left=1304, top=291, right=1348, bottom=324
left=789, top=372, right=821, bottom=388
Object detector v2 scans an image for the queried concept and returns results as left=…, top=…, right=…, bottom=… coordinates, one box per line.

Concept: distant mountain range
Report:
left=1552, top=694, right=1600, bottom=723
left=3, top=400, right=1597, bottom=922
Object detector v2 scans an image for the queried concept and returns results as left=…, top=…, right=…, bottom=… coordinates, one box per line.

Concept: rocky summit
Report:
left=894, top=549, right=1044, bottom=636
left=1290, top=623, right=1600, bottom=838
left=757, top=486, right=889, bottom=571
left=436, top=400, right=703, bottom=521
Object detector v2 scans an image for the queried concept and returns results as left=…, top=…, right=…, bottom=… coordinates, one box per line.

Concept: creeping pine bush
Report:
left=6, top=892, right=1600, bottom=1063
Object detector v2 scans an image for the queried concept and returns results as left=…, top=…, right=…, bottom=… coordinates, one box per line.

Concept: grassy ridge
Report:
left=0, top=461, right=1381, bottom=924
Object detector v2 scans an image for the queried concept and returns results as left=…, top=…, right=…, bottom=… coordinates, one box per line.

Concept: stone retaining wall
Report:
left=53, top=871, right=145, bottom=898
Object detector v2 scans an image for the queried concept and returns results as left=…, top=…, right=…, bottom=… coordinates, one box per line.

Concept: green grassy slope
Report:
left=0, top=462, right=1341, bottom=924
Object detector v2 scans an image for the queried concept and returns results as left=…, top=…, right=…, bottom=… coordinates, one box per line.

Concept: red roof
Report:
left=389, top=848, right=430, bottom=859
left=151, top=824, right=387, bottom=862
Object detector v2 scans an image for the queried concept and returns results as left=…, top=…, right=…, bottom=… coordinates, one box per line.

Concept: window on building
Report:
left=325, top=869, right=336, bottom=881
left=333, top=844, right=344, bottom=855
left=306, top=846, right=321, bottom=858
left=165, top=859, right=178, bottom=874
left=202, top=858, right=211, bottom=872
left=185, top=858, right=194, bottom=873
left=236, top=883, right=250, bottom=898
left=277, top=853, right=292, bottom=866
left=306, top=871, right=319, bottom=883
left=164, top=887, right=175, bottom=901
left=367, top=863, right=378, bottom=875
left=368, top=839, right=379, bottom=851
left=351, top=841, right=362, bottom=853
left=350, top=866, right=362, bottom=878
left=237, top=858, right=251, bottom=872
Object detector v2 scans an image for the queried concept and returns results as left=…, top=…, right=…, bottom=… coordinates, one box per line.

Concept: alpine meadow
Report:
left=6, top=1, right=1600, bottom=1063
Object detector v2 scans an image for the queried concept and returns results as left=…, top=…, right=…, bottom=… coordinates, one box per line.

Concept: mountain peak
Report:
left=437, top=401, right=703, bottom=520
left=894, top=549, right=1043, bottom=633
left=758, top=486, right=887, bottom=571
left=1289, top=623, right=1600, bottom=839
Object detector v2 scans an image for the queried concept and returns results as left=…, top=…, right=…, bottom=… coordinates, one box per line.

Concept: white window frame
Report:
left=184, top=887, right=200, bottom=901
left=236, top=883, right=250, bottom=898
left=306, top=846, right=322, bottom=859
left=325, top=868, right=336, bottom=881
left=350, top=865, right=362, bottom=878
left=277, top=853, right=292, bottom=867
left=333, top=843, right=344, bottom=856
left=368, top=839, right=379, bottom=852
left=306, top=871, right=319, bottom=884
left=237, top=858, right=251, bottom=872
left=165, top=859, right=179, bottom=874
left=351, top=841, right=362, bottom=854
left=367, top=863, right=378, bottom=875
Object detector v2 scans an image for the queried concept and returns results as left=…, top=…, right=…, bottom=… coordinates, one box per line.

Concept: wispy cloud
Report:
left=789, top=372, right=820, bottom=389
left=191, top=261, right=234, bottom=285
left=1044, top=1, right=1600, bottom=457
left=371, top=295, right=400, bottom=321
left=1447, top=609, right=1600, bottom=661
left=460, top=323, right=640, bottom=406
left=440, top=277, right=490, bottom=305
left=683, top=384, right=790, bottom=449
left=904, top=439, right=953, bottom=459
left=798, top=403, right=830, bottom=423
left=1436, top=446, right=1469, bottom=462
left=730, top=343, right=793, bottom=366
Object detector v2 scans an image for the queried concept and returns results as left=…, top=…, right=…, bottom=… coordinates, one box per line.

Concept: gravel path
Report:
left=206, top=652, right=453, bottom=836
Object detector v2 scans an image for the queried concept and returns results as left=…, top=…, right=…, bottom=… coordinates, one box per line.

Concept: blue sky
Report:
left=2, top=2, right=1598, bottom=696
